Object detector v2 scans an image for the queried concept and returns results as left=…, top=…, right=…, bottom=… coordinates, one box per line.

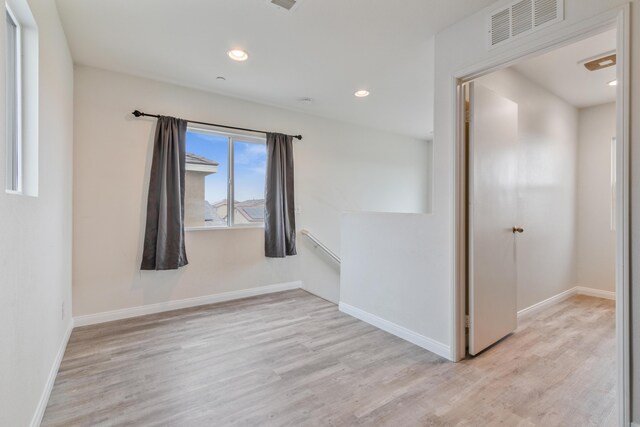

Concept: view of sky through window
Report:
left=185, top=130, right=266, bottom=227
left=186, top=131, right=229, bottom=204
left=234, top=140, right=267, bottom=202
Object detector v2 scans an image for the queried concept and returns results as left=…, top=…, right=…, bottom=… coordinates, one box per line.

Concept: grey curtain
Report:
left=141, top=116, right=189, bottom=270
left=265, top=133, right=297, bottom=258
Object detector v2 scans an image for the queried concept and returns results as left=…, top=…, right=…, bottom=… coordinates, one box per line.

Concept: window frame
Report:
left=5, top=3, right=22, bottom=194
left=185, top=126, right=267, bottom=231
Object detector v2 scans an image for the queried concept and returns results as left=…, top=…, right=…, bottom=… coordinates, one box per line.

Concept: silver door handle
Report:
left=512, top=227, right=524, bottom=234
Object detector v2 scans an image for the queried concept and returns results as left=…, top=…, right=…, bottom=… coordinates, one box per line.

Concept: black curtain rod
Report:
left=132, top=110, right=302, bottom=140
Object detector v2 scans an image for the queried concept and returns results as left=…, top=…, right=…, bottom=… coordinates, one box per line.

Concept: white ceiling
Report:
left=55, top=0, right=498, bottom=140
left=512, top=29, right=617, bottom=109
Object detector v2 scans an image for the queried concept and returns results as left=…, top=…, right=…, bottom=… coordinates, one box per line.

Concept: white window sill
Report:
left=186, top=224, right=264, bottom=232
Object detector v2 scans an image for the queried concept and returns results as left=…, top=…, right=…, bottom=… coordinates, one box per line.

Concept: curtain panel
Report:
left=264, top=133, right=297, bottom=258
left=140, top=116, right=189, bottom=270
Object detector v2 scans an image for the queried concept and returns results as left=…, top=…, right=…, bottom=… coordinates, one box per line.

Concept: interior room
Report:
left=464, top=28, right=618, bottom=418
left=469, top=27, right=618, bottom=333
left=1, top=1, right=639, bottom=427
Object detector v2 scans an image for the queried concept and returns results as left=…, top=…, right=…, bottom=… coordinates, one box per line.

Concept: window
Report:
left=185, top=128, right=267, bottom=229
left=5, top=4, right=21, bottom=192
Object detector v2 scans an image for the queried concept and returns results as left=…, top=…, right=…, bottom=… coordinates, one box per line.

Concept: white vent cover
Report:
left=265, top=0, right=302, bottom=12
left=488, top=0, right=563, bottom=49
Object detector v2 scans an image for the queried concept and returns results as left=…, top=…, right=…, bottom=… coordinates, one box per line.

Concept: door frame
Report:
left=451, top=6, right=630, bottom=426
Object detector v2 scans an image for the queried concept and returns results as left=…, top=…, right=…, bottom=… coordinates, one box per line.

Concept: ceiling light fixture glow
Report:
left=608, top=79, right=618, bottom=86
left=228, top=49, right=249, bottom=61
left=354, top=90, right=370, bottom=98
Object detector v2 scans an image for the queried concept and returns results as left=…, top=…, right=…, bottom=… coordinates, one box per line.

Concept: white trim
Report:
left=187, top=124, right=266, bottom=143
left=517, top=287, right=577, bottom=318
left=517, top=286, right=616, bottom=319
left=575, top=286, right=616, bottom=301
left=615, top=7, right=631, bottom=427
left=30, top=319, right=73, bottom=427
left=5, top=2, right=22, bottom=193
left=74, top=281, right=303, bottom=327
left=338, top=302, right=451, bottom=360
left=185, top=224, right=264, bottom=232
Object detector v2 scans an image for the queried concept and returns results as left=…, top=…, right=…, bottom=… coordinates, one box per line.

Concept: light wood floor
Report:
left=42, top=290, right=616, bottom=427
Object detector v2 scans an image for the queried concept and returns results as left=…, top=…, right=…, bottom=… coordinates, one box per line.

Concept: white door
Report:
left=468, top=82, right=520, bottom=356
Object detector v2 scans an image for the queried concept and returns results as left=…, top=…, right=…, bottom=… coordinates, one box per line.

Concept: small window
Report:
left=5, top=5, right=21, bottom=192
left=185, top=128, right=266, bottom=229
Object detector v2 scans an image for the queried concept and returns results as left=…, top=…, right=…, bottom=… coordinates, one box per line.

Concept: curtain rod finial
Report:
left=294, top=135, right=303, bottom=140
left=132, top=110, right=143, bottom=117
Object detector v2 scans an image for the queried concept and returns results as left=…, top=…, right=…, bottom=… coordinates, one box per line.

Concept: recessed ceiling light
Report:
left=354, top=90, right=370, bottom=98
left=228, top=49, right=249, bottom=61
left=608, top=79, right=617, bottom=86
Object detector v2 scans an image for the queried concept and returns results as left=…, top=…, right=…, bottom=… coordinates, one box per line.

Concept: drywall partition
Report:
left=433, top=0, right=638, bottom=420
left=476, top=68, right=579, bottom=311
left=576, top=102, right=616, bottom=293
left=0, top=0, right=74, bottom=426
left=73, top=66, right=432, bottom=317
left=340, top=212, right=450, bottom=359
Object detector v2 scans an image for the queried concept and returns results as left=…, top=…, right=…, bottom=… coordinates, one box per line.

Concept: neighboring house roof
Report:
left=212, top=199, right=228, bottom=208
left=186, top=153, right=219, bottom=166
left=203, top=200, right=225, bottom=224
left=237, top=206, right=265, bottom=222
left=209, top=199, right=265, bottom=222
left=235, top=199, right=265, bottom=222
left=235, top=199, right=263, bottom=207
left=186, top=152, right=219, bottom=174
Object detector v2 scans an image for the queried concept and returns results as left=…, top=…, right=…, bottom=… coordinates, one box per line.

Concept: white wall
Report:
left=0, top=0, right=74, bottom=426
left=476, top=68, right=579, bottom=311
left=577, top=102, right=616, bottom=292
left=433, top=0, right=639, bottom=418
left=338, top=68, right=579, bottom=359
left=340, top=212, right=450, bottom=357
left=72, top=66, right=432, bottom=316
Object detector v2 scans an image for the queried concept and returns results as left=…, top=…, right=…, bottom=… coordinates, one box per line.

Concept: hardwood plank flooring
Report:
left=42, top=290, right=616, bottom=426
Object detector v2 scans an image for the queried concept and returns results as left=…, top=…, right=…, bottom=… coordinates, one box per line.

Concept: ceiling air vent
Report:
left=491, top=8, right=510, bottom=46
left=266, top=0, right=302, bottom=12
left=534, top=0, right=559, bottom=26
left=511, top=0, right=533, bottom=37
left=488, top=0, right=563, bottom=49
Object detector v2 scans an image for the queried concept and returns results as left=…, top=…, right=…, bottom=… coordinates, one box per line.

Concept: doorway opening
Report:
left=455, top=17, right=628, bottom=426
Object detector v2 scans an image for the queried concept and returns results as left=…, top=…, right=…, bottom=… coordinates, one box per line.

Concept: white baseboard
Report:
left=30, top=319, right=73, bottom=427
left=575, top=286, right=616, bottom=300
left=517, top=287, right=577, bottom=318
left=338, top=302, right=451, bottom=360
left=74, top=281, right=303, bottom=327
left=518, top=286, right=616, bottom=318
